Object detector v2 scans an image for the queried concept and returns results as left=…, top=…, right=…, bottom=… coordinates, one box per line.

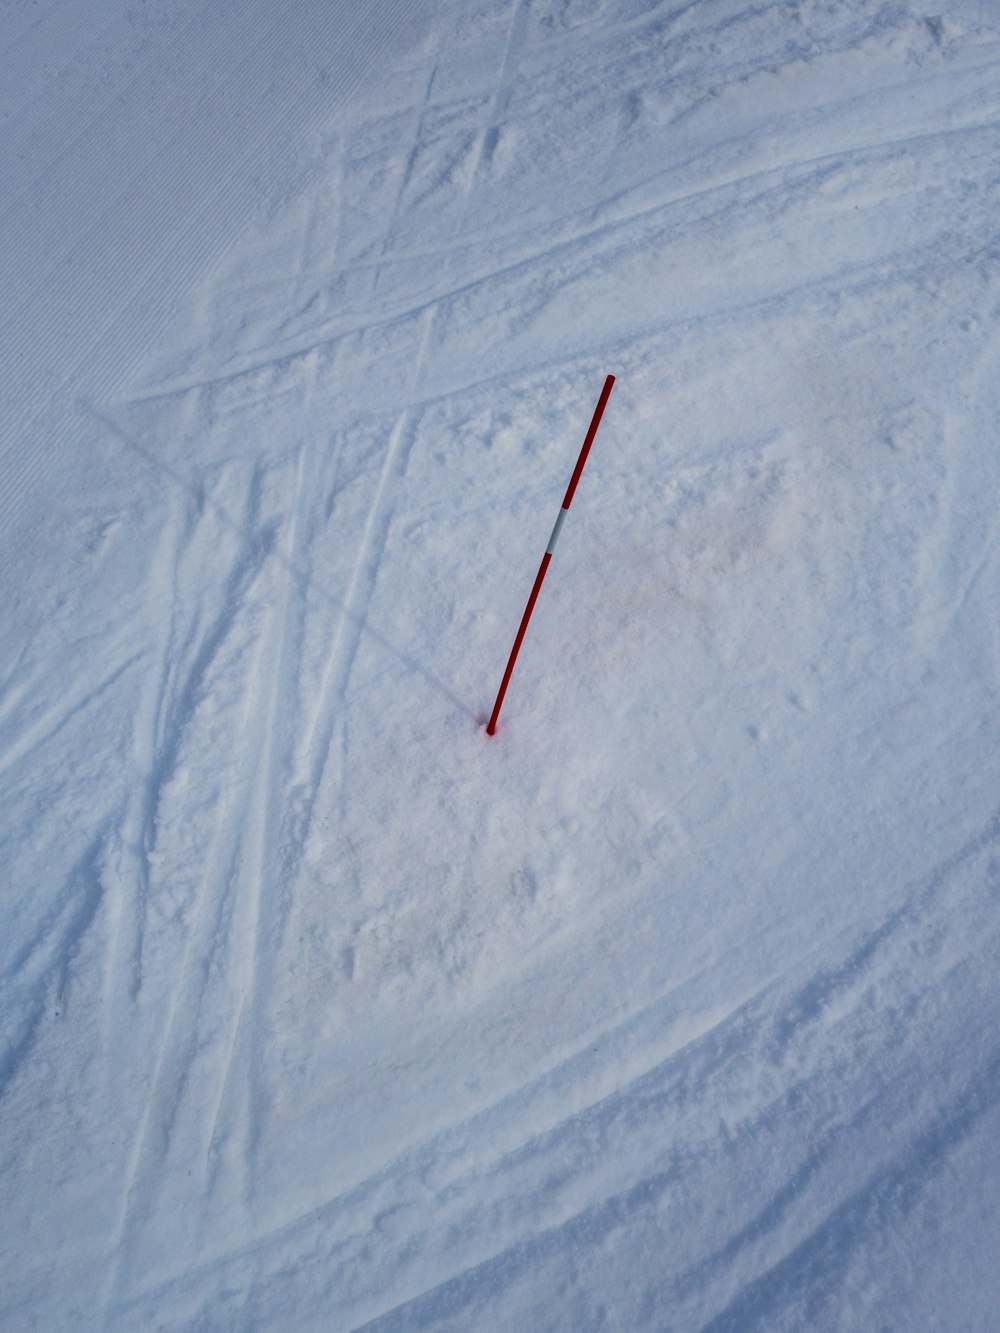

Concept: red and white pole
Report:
left=485, top=373, right=615, bottom=736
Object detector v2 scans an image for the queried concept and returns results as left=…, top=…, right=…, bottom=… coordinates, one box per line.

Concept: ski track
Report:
left=99, top=471, right=288, bottom=1319
left=0, top=649, right=143, bottom=784
left=292, top=0, right=531, bottom=845
left=206, top=441, right=313, bottom=1217
left=295, top=329, right=431, bottom=867
left=5, top=0, right=1000, bottom=1326
left=369, top=52, right=445, bottom=302
left=443, top=0, right=529, bottom=245
left=99, top=32, right=447, bottom=1275
left=103, top=27, right=1000, bottom=1294
left=99, top=486, right=197, bottom=1073
left=114, top=805, right=1000, bottom=1328
left=120, top=99, right=1000, bottom=421
left=104, top=13, right=538, bottom=1304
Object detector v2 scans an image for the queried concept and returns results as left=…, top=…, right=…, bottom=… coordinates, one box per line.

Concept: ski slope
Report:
left=3, top=0, right=1000, bottom=1327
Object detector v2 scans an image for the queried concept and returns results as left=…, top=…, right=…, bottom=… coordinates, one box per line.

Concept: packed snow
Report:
left=3, top=0, right=1000, bottom=1327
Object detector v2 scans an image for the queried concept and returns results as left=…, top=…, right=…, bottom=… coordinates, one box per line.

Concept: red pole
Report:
left=485, top=373, right=615, bottom=736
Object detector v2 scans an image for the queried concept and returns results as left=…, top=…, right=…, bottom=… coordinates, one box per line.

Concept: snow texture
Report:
left=3, top=0, right=1000, bottom=1327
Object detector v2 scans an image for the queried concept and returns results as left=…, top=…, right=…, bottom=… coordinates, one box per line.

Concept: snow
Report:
left=3, top=0, right=1000, bottom=1327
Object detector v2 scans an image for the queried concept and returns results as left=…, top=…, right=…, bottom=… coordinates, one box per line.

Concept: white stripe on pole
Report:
left=546, top=507, right=567, bottom=554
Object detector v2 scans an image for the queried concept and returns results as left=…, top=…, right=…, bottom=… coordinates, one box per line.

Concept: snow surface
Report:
left=3, top=0, right=1000, bottom=1327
